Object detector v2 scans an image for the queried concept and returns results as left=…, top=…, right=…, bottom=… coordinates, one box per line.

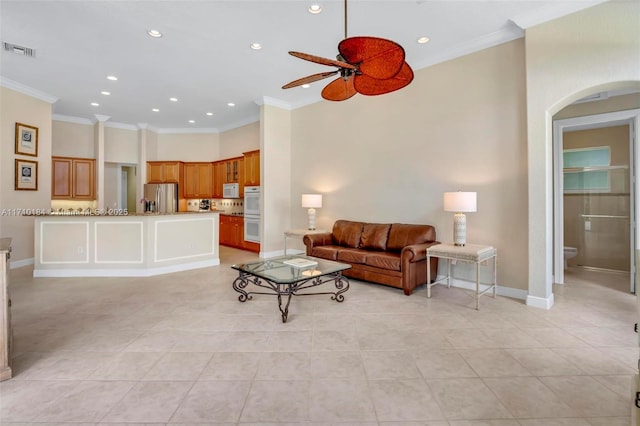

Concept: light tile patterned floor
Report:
left=1, top=246, right=636, bottom=425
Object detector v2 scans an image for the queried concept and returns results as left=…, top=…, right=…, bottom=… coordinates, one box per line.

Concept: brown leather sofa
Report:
left=303, top=220, right=439, bottom=295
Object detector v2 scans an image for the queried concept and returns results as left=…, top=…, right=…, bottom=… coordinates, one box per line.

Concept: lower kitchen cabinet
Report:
left=219, top=215, right=259, bottom=252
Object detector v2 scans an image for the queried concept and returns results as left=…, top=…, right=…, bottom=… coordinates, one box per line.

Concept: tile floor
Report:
left=1, top=246, right=637, bottom=425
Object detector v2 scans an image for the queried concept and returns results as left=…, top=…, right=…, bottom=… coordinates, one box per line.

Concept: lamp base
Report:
left=453, top=212, right=467, bottom=246
left=307, top=208, right=316, bottom=230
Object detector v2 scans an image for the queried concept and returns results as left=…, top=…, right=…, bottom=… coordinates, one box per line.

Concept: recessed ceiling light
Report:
left=147, top=29, right=162, bottom=38
left=206, top=112, right=213, bottom=116
left=417, top=36, right=430, bottom=44
left=169, top=97, right=178, bottom=102
left=302, top=84, right=311, bottom=89
left=308, top=4, right=322, bottom=14
left=227, top=102, right=235, bottom=107
left=250, top=42, right=262, bottom=50
left=152, top=108, right=160, bottom=112
left=188, top=120, right=195, bottom=124
left=101, top=91, right=110, bottom=95
left=107, top=75, right=118, bottom=81
left=90, top=102, right=99, bottom=107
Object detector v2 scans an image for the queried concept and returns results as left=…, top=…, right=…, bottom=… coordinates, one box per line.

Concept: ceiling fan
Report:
left=282, top=0, right=414, bottom=101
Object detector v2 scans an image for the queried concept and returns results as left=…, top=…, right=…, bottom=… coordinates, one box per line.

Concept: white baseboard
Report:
left=526, top=293, right=555, bottom=310
left=433, top=275, right=528, bottom=301
left=32, top=258, right=220, bottom=278
left=10, top=257, right=34, bottom=269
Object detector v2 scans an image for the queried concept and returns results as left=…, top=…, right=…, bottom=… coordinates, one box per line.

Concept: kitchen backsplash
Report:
left=212, top=199, right=243, bottom=214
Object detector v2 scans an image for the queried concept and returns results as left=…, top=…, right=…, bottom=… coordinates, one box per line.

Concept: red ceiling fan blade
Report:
left=321, top=76, right=357, bottom=101
left=338, top=37, right=405, bottom=80
left=282, top=71, right=339, bottom=89
left=354, top=62, right=414, bottom=96
left=288, top=51, right=356, bottom=70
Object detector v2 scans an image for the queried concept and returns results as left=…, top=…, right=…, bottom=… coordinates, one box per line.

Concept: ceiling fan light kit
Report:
left=282, top=0, right=413, bottom=101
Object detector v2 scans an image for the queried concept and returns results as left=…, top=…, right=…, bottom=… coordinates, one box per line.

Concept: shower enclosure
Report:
left=557, top=121, right=634, bottom=285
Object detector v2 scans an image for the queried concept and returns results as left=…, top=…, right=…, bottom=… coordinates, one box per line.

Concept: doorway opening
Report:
left=553, top=107, right=640, bottom=293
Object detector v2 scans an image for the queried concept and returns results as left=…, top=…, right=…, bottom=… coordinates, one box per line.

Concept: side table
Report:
left=426, top=243, right=497, bottom=309
left=284, top=229, right=328, bottom=255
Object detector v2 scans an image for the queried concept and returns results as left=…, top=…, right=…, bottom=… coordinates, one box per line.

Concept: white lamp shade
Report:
left=443, top=191, right=477, bottom=213
left=301, top=194, right=322, bottom=208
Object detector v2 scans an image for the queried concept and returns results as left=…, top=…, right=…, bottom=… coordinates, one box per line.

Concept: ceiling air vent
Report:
left=3, top=42, right=35, bottom=57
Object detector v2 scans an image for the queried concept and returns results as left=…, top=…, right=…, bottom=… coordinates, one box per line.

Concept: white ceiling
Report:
left=0, top=0, right=606, bottom=132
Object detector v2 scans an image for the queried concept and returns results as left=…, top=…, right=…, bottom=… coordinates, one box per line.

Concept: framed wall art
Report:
left=15, top=122, right=38, bottom=157
left=15, top=159, right=38, bottom=191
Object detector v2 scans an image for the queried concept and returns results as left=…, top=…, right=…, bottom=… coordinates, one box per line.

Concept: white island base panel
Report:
left=34, top=212, right=219, bottom=277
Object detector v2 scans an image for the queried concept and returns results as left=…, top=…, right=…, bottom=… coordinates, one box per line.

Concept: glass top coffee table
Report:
left=231, top=255, right=351, bottom=323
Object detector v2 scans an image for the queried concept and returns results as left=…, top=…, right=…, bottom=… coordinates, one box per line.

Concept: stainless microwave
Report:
left=223, top=183, right=239, bottom=198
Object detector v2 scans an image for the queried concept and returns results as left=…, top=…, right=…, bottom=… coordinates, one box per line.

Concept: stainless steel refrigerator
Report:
left=143, top=183, right=178, bottom=213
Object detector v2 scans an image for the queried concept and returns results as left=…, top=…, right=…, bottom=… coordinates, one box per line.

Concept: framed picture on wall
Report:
left=15, top=122, right=38, bottom=157
left=15, top=159, right=38, bottom=191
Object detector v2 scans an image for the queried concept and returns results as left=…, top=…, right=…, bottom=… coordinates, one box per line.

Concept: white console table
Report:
left=284, top=229, right=328, bottom=254
left=426, top=243, right=497, bottom=309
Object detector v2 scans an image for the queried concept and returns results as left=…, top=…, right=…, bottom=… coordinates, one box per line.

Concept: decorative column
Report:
left=137, top=123, right=148, bottom=214
left=94, top=114, right=110, bottom=210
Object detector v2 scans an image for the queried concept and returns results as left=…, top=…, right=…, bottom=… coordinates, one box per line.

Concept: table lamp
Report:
left=443, top=191, right=477, bottom=246
left=301, top=194, right=322, bottom=230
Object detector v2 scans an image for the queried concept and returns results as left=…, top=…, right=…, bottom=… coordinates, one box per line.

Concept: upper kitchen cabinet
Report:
left=183, top=162, right=213, bottom=198
left=224, top=157, right=243, bottom=183
left=147, top=161, right=182, bottom=183
left=212, top=160, right=226, bottom=199
left=52, top=156, right=96, bottom=200
left=243, top=150, right=260, bottom=186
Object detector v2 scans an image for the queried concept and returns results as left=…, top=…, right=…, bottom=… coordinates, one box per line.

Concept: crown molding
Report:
left=412, top=22, right=524, bottom=71
left=509, top=0, right=607, bottom=30
left=156, top=127, right=219, bottom=134
left=217, top=114, right=260, bottom=133
left=0, top=76, right=58, bottom=104
left=94, top=114, right=110, bottom=123
left=105, top=121, right=140, bottom=131
left=255, top=96, right=292, bottom=110
left=52, top=114, right=94, bottom=125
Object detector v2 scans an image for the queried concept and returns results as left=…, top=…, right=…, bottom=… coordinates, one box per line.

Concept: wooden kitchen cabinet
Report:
left=224, top=157, right=243, bottom=183
left=147, top=161, right=182, bottom=183
left=219, top=215, right=244, bottom=248
left=243, top=150, right=260, bottom=186
left=52, top=156, right=95, bottom=200
left=212, top=160, right=226, bottom=198
left=182, top=162, right=213, bottom=198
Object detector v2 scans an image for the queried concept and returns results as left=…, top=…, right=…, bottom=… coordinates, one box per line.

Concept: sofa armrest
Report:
left=303, top=233, right=333, bottom=254
left=401, top=241, right=440, bottom=295
left=401, top=241, right=440, bottom=263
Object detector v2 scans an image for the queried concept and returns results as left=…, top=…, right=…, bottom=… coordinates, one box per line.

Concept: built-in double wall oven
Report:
left=244, top=186, right=260, bottom=243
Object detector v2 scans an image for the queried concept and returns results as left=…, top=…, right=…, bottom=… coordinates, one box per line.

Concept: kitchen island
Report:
left=33, top=212, right=219, bottom=277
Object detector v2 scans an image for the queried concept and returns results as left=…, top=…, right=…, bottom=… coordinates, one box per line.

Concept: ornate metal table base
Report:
left=232, top=271, right=349, bottom=322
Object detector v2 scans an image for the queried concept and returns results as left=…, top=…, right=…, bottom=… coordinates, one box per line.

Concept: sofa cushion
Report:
left=387, top=224, right=435, bottom=252
left=332, top=220, right=364, bottom=248
left=359, top=223, right=391, bottom=251
left=366, top=251, right=401, bottom=271
left=337, top=248, right=368, bottom=264
left=310, top=245, right=340, bottom=260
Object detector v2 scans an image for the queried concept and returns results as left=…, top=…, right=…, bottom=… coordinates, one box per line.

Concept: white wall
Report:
left=261, top=104, right=291, bottom=256
left=52, top=119, right=94, bottom=157
left=219, top=121, right=260, bottom=158
left=525, top=0, right=640, bottom=308
left=0, top=87, right=54, bottom=264
left=152, top=132, right=220, bottom=161
left=290, top=39, right=528, bottom=293
left=105, top=126, right=138, bottom=163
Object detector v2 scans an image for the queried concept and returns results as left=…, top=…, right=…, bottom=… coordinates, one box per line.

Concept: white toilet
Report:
left=564, top=246, right=578, bottom=269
